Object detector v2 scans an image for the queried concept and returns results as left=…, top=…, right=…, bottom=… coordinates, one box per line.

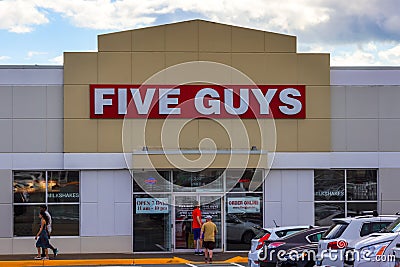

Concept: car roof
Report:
left=332, top=215, right=399, bottom=224
left=262, top=225, right=312, bottom=232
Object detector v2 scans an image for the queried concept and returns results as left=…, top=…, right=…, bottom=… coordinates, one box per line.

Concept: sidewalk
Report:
left=0, top=252, right=248, bottom=266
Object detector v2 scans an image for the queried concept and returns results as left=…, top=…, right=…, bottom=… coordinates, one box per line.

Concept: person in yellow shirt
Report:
left=200, top=215, right=217, bottom=263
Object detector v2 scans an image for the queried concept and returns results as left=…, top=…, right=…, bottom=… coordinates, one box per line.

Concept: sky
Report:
left=0, top=0, right=400, bottom=66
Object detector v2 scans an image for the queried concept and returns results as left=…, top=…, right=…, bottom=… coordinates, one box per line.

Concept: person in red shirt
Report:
left=192, top=202, right=203, bottom=255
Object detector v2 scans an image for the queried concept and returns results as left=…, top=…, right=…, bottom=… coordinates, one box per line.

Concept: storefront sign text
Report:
left=136, top=197, right=169, bottom=214
left=227, top=197, right=260, bottom=213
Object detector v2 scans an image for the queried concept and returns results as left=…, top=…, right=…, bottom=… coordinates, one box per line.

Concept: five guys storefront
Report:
left=3, top=19, right=399, bottom=254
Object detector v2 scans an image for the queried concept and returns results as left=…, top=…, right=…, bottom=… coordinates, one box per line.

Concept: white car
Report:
left=248, top=225, right=312, bottom=267
left=316, top=215, right=398, bottom=267
left=343, top=216, right=400, bottom=267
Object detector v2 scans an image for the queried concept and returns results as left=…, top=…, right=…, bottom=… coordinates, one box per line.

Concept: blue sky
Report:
left=1, top=0, right=400, bottom=66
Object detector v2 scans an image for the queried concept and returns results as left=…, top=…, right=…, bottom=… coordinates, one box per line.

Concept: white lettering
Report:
left=252, top=89, right=277, bottom=114
left=224, top=89, right=249, bottom=115
left=159, top=88, right=181, bottom=115
left=130, top=88, right=156, bottom=114
left=279, top=88, right=302, bottom=115
left=195, top=88, right=221, bottom=115
left=118, top=88, right=127, bottom=114
left=95, top=88, right=114, bottom=114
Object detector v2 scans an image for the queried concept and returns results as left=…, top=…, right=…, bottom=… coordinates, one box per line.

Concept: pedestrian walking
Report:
left=34, top=211, right=50, bottom=260
left=192, top=202, right=203, bottom=255
left=39, top=205, right=58, bottom=257
left=201, top=215, right=217, bottom=264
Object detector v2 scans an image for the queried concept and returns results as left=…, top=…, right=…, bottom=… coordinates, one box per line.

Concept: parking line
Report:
left=231, top=263, right=246, bottom=267
left=186, top=263, right=198, bottom=267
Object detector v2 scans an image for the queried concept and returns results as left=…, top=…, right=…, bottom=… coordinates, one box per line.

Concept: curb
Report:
left=0, top=256, right=248, bottom=266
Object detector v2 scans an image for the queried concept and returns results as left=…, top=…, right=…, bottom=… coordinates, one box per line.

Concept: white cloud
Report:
left=48, top=55, right=63, bottom=65
left=0, top=56, right=11, bottom=61
left=331, top=50, right=378, bottom=66
left=378, top=44, right=400, bottom=65
left=0, top=0, right=49, bottom=33
left=26, top=51, right=47, bottom=59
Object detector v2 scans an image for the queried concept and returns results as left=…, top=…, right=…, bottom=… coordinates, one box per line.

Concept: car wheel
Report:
left=241, top=231, right=255, bottom=244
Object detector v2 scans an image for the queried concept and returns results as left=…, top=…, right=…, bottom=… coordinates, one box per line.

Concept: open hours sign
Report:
left=136, top=198, right=169, bottom=214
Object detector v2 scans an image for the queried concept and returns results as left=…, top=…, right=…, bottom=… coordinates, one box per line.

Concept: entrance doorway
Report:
left=174, top=194, right=222, bottom=252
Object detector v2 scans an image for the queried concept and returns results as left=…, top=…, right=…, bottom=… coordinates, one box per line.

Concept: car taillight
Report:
left=328, top=240, right=348, bottom=250
left=268, top=242, right=286, bottom=249
left=256, top=233, right=271, bottom=250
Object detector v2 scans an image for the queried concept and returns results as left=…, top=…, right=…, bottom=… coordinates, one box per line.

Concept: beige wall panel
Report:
left=65, top=119, right=98, bottom=152
left=306, top=86, right=331, bottom=119
left=265, top=53, right=298, bottom=84
left=64, top=85, right=89, bottom=119
left=49, top=237, right=81, bottom=253
left=265, top=32, right=296, bottom=53
left=81, top=236, right=132, bottom=253
left=298, top=119, right=331, bottom=151
left=132, top=26, right=165, bottom=51
left=198, top=53, right=232, bottom=84
left=98, top=30, right=132, bottom=52
left=98, top=120, right=123, bottom=152
left=199, top=22, right=232, bottom=52
left=165, top=21, right=199, bottom=51
left=64, top=52, right=98, bottom=85
left=232, top=27, right=264, bottom=52
left=241, top=120, right=263, bottom=150
left=143, top=120, right=163, bottom=149
left=274, top=120, right=298, bottom=151
left=133, top=153, right=268, bottom=169
left=231, top=53, right=267, bottom=84
left=165, top=52, right=199, bottom=84
left=178, top=119, right=200, bottom=149
left=123, top=119, right=146, bottom=151
left=132, top=52, right=166, bottom=83
left=98, top=52, right=132, bottom=83
left=298, top=54, right=330, bottom=86
left=199, top=119, right=231, bottom=149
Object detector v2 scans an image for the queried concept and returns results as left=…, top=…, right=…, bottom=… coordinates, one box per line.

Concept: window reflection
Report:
left=173, top=169, right=223, bottom=192
left=347, top=170, right=377, bottom=201
left=226, top=169, right=263, bottom=192
left=314, top=170, right=345, bottom=201
left=133, top=170, right=170, bottom=192
left=13, top=171, right=46, bottom=203
left=48, top=171, right=80, bottom=203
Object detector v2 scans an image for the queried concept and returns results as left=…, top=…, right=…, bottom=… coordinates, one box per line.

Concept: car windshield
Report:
left=381, top=217, right=400, bottom=233
left=322, top=222, right=349, bottom=239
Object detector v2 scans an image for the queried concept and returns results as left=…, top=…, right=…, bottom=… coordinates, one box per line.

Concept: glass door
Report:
left=174, top=194, right=223, bottom=252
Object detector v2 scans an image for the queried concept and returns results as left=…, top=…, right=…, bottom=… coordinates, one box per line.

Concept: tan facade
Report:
left=64, top=20, right=331, bottom=159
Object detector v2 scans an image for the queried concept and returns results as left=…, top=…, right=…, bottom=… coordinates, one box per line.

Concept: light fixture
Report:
left=251, top=146, right=257, bottom=151
left=142, top=146, right=148, bottom=151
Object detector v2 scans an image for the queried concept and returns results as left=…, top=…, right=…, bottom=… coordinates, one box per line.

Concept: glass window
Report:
left=173, top=169, right=223, bottom=192
left=48, top=171, right=80, bottom=203
left=226, top=193, right=263, bottom=250
left=226, top=169, right=263, bottom=192
left=314, top=169, right=377, bottom=226
left=322, top=222, right=349, bottom=239
left=133, top=194, right=171, bottom=251
left=347, top=170, right=377, bottom=201
left=13, top=171, right=46, bottom=203
left=314, top=170, right=345, bottom=201
left=133, top=170, right=170, bottom=192
left=13, top=170, right=80, bottom=237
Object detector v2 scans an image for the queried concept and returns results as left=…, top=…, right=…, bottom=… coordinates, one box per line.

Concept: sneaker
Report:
left=209, top=258, right=213, bottom=264
left=205, top=258, right=209, bottom=263
left=43, top=257, right=49, bottom=260
left=34, top=256, right=42, bottom=260
left=53, top=248, right=58, bottom=257
left=194, top=251, right=199, bottom=255
left=198, top=251, right=204, bottom=256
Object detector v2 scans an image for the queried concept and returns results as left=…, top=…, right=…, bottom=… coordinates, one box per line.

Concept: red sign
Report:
left=90, top=84, right=305, bottom=119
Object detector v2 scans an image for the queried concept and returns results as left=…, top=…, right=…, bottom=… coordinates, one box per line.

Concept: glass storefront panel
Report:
left=314, top=170, right=345, bottom=201
left=14, top=205, right=40, bottom=236
left=174, top=196, right=197, bottom=249
left=226, top=193, right=263, bottom=251
left=173, top=169, right=223, bottom=192
left=200, top=196, right=222, bottom=250
left=133, top=194, right=171, bottom=251
left=48, top=171, right=80, bottom=203
left=13, top=171, right=46, bottom=203
left=133, top=170, right=170, bottom=192
left=226, top=169, right=263, bottom=192
left=315, top=202, right=345, bottom=226
left=347, top=202, right=378, bottom=215
left=347, top=170, right=377, bottom=201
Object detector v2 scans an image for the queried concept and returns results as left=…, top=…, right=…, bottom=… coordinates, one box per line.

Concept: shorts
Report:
left=203, top=241, right=215, bottom=250
left=193, top=228, right=201, bottom=240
